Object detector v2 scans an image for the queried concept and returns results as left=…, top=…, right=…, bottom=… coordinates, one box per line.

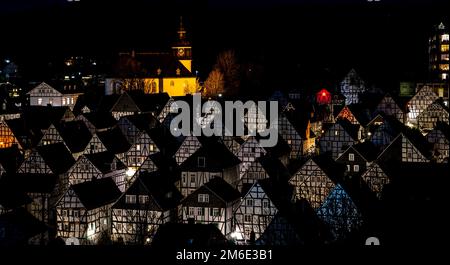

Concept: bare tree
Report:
left=204, top=68, right=225, bottom=97
left=214, top=50, right=240, bottom=95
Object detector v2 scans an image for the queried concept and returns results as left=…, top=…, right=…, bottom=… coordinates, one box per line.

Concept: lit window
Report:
left=136, top=144, right=140, bottom=151
left=149, top=144, right=154, bottom=152
left=442, top=34, right=449, bottom=42
left=189, top=207, right=195, bottom=216
left=347, top=165, right=351, bottom=171
left=440, top=64, right=449, bottom=71
left=335, top=130, right=339, bottom=136
left=244, top=214, right=252, bottom=223
left=442, top=54, right=449, bottom=61
left=139, top=195, right=149, bottom=204
left=349, top=153, right=355, bottom=161
left=37, top=98, right=43, bottom=105
left=49, top=98, right=53, bottom=105
left=198, top=194, right=209, bottom=203
left=125, top=195, right=136, bottom=204
left=197, top=207, right=205, bottom=216
left=442, top=44, right=449, bottom=52
left=442, top=73, right=448, bottom=80
left=62, top=98, right=66, bottom=105
left=354, top=165, right=360, bottom=172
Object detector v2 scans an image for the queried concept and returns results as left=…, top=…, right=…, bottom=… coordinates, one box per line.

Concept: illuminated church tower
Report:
left=172, top=16, right=192, bottom=72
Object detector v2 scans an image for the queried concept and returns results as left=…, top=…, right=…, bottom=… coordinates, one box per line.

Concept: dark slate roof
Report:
left=56, top=120, right=92, bottom=153
left=71, top=178, right=121, bottom=210
left=284, top=110, right=311, bottom=139
left=21, top=106, right=72, bottom=130
left=123, top=112, right=159, bottom=133
left=128, top=92, right=171, bottom=114
left=147, top=152, right=179, bottom=180
left=290, top=154, right=346, bottom=184
left=262, top=134, right=291, bottom=158
left=337, top=119, right=360, bottom=140
left=0, top=145, right=23, bottom=174
left=347, top=104, right=372, bottom=126
left=113, top=52, right=194, bottom=78
left=96, top=127, right=131, bottom=154
left=148, top=125, right=183, bottom=157
left=351, top=141, right=381, bottom=162
left=97, top=94, right=121, bottom=113
left=203, top=177, right=241, bottom=203
left=152, top=223, right=227, bottom=247
left=84, top=152, right=126, bottom=174
left=0, top=208, right=48, bottom=246
left=36, top=142, right=75, bottom=175
left=0, top=178, right=32, bottom=209
left=434, top=121, right=450, bottom=140
left=81, top=112, right=117, bottom=130
left=113, top=171, right=182, bottom=211
left=179, top=141, right=240, bottom=172
left=259, top=155, right=291, bottom=182
left=12, top=173, right=58, bottom=194
left=5, top=118, right=44, bottom=149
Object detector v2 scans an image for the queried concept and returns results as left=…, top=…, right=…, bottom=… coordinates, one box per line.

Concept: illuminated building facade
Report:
left=429, top=22, right=449, bottom=81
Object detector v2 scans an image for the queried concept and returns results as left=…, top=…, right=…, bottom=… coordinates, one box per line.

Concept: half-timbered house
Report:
left=417, top=99, right=449, bottom=132
left=26, top=82, right=83, bottom=109
left=111, top=171, right=182, bottom=245
left=179, top=177, right=240, bottom=237
left=17, top=142, right=75, bottom=195
left=336, top=141, right=379, bottom=179
left=360, top=162, right=390, bottom=199
left=316, top=184, right=363, bottom=240
left=235, top=136, right=267, bottom=177
left=377, top=133, right=431, bottom=163
left=173, top=135, right=202, bottom=165
left=407, top=85, right=439, bottom=125
left=278, top=111, right=315, bottom=159
left=319, top=120, right=361, bottom=159
left=233, top=180, right=278, bottom=243
left=76, top=112, right=118, bottom=134
left=55, top=178, right=121, bottom=245
left=340, top=69, right=367, bottom=105
left=178, top=141, right=240, bottom=197
left=289, top=155, right=345, bottom=209
left=372, top=93, right=405, bottom=123
left=426, top=122, right=449, bottom=163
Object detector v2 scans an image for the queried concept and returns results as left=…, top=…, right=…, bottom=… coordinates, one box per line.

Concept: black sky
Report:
left=1, top=0, right=449, bottom=90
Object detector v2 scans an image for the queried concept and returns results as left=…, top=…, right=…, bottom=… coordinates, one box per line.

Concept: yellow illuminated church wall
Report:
left=107, top=77, right=197, bottom=97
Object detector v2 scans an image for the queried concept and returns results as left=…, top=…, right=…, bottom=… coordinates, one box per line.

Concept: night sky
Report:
left=1, top=0, right=449, bottom=91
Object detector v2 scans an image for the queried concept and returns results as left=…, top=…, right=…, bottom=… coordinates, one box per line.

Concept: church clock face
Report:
left=177, top=48, right=185, bottom=57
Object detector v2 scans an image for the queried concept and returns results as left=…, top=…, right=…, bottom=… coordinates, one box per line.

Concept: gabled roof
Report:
left=179, top=141, right=240, bottom=172
left=128, top=92, right=171, bottom=114
left=113, top=171, right=182, bottom=211
left=0, top=145, right=23, bottom=174
left=84, top=151, right=126, bottom=174
left=71, top=177, right=121, bottom=210
left=340, top=141, right=380, bottom=162
left=10, top=173, right=58, bottom=194
left=203, top=177, right=241, bottom=203
left=122, top=112, right=160, bottom=133
left=36, top=142, right=75, bottom=175
left=148, top=125, right=183, bottom=157
left=96, top=127, right=131, bottom=154
left=56, top=120, right=92, bottom=153
left=0, top=178, right=32, bottom=209
left=81, top=112, right=117, bottom=130
left=290, top=153, right=346, bottom=183
left=336, top=119, right=360, bottom=140
left=0, top=208, right=48, bottom=246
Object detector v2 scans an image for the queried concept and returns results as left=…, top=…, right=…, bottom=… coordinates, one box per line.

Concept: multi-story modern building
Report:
left=429, top=22, right=449, bottom=81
